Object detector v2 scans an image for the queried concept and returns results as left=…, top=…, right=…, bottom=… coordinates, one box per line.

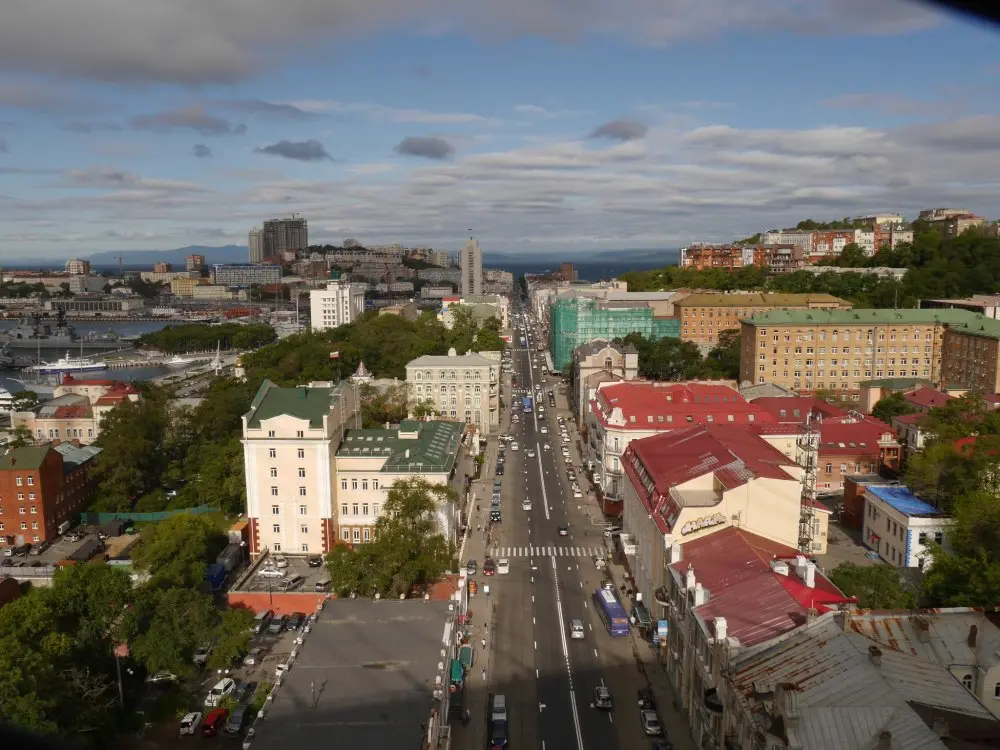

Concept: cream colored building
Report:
left=334, top=420, right=463, bottom=545
left=170, top=276, right=209, bottom=297
left=406, top=348, right=500, bottom=435
left=13, top=375, right=141, bottom=444
left=571, top=339, right=640, bottom=421
left=241, top=379, right=360, bottom=556
left=309, top=279, right=366, bottom=332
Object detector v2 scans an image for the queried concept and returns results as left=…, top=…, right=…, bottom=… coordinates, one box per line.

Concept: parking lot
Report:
left=0, top=523, right=137, bottom=574
left=239, top=554, right=330, bottom=595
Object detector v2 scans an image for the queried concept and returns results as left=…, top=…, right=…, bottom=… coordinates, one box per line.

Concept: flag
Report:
left=329, top=351, right=340, bottom=360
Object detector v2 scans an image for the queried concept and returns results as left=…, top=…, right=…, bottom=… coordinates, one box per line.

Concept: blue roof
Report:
left=867, top=485, right=945, bottom=517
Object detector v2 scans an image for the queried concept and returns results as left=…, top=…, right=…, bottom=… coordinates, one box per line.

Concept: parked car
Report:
left=223, top=704, right=250, bottom=736
left=640, top=710, right=663, bottom=736
left=267, top=615, right=289, bottom=635
left=271, top=555, right=289, bottom=569
left=466, top=559, right=478, bottom=575
left=638, top=688, right=657, bottom=710
left=202, top=708, right=229, bottom=737
left=244, top=647, right=268, bottom=666
left=307, top=556, right=324, bottom=567
left=205, top=678, right=237, bottom=707
left=179, top=711, right=202, bottom=737
left=287, top=612, right=305, bottom=630
left=193, top=645, right=212, bottom=667
left=145, top=670, right=179, bottom=684
left=279, top=575, right=304, bottom=591
left=257, top=567, right=285, bottom=579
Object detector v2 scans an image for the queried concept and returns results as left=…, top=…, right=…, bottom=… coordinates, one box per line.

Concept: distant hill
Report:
left=85, top=245, right=249, bottom=267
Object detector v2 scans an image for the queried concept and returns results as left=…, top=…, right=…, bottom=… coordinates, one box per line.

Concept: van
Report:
left=253, top=609, right=274, bottom=634
left=491, top=693, right=507, bottom=720
left=315, top=579, right=331, bottom=592
left=489, top=694, right=508, bottom=747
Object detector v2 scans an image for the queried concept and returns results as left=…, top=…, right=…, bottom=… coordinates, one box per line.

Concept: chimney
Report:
left=868, top=645, right=882, bottom=668
left=967, top=623, right=979, bottom=648
left=806, top=608, right=818, bottom=624
left=803, top=562, right=816, bottom=589
left=693, top=582, right=710, bottom=606
left=876, top=730, right=892, bottom=750
left=915, top=617, right=930, bottom=643
left=685, top=564, right=696, bottom=590
left=715, top=617, right=727, bottom=642
left=669, top=540, right=682, bottom=564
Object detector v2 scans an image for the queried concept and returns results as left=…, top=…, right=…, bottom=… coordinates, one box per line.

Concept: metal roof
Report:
left=866, top=485, right=946, bottom=518
left=743, top=308, right=985, bottom=327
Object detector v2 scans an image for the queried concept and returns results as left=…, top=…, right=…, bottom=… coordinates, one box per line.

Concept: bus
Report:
left=522, top=396, right=533, bottom=413
left=593, top=587, right=630, bottom=636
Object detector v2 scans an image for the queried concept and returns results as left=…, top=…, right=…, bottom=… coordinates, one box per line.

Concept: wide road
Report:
left=487, top=313, right=622, bottom=750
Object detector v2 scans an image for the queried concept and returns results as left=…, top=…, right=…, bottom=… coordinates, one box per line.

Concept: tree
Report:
left=92, top=398, right=169, bottom=511
left=207, top=608, right=255, bottom=670
left=705, top=329, right=741, bottom=379
left=412, top=399, right=438, bottom=418
left=11, top=390, right=39, bottom=412
left=833, top=242, right=866, bottom=267
left=871, top=391, right=917, bottom=423
left=5, top=424, right=35, bottom=449
left=619, top=333, right=710, bottom=381
left=828, top=562, right=916, bottom=609
left=130, top=587, right=218, bottom=675
left=325, top=478, right=456, bottom=598
left=131, top=513, right=227, bottom=589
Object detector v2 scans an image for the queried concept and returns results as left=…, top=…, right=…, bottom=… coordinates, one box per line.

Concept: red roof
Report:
left=818, top=416, right=897, bottom=456
left=670, top=528, right=852, bottom=646
left=749, top=397, right=847, bottom=424
left=61, top=375, right=116, bottom=386
left=903, top=387, right=953, bottom=410
left=52, top=405, right=91, bottom=419
left=591, top=381, right=774, bottom=431
left=891, top=413, right=923, bottom=426
left=623, top=425, right=800, bottom=534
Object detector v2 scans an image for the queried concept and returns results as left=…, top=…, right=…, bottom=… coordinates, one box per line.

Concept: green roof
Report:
left=245, top=379, right=337, bottom=429
left=744, top=308, right=986, bottom=327
left=858, top=378, right=933, bottom=390
left=0, top=445, right=53, bottom=471
left=337, top=420, right=461, bottom=473
left=945, top=316, right=1000, bottom=341
left=678, top=292, right=848, bottom=308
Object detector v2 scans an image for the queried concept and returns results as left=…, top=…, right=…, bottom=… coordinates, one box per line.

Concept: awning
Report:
left=632, top=604, right=652, bottom=627
left=450, top=659, right=464, bottom=685
left=458, top=644, right=474, bottom=669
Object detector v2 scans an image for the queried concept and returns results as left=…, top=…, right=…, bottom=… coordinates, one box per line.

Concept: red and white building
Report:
left=12, top=375, right=140, bottom=444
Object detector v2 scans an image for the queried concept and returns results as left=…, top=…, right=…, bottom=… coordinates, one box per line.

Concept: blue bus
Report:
left=593, top=587, right=630, bottom=636
left=522, top=396, right=533, bottom=413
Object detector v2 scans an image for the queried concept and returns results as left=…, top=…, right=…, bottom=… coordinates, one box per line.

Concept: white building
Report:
left=334, top=420, right=463, bottom=545
left=862, top=484, right=952, bottom=569
left=65, top=258, right=91, bottom=275
left=241, top=380, right=360, bottom=556
left=406, top=348, right=500, bottom=435
left=249, top=227, right=263, bottom=263
left=309, top=280, right=366, bottom=332
left=460, top=238, right=483, bottom=297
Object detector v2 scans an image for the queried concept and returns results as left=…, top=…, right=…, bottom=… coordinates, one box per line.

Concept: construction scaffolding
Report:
left=797, top=415, right=821, bottom=554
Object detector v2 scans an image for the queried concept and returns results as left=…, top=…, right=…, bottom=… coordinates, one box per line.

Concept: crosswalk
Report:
left=489, top=545, right=604, bottom=558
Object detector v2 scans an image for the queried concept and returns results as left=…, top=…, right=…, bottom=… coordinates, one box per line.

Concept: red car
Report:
left=483, top=558, right=497, bottom=576
left=202, top=708, right=229, bottom=737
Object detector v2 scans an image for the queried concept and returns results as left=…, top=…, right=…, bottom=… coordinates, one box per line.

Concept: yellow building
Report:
left=676, top=293, right=851, bottom=347
left=170, top=276, right=209, bottom=297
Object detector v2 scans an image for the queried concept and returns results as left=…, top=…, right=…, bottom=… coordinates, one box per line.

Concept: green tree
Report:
left=619, top=333, right=710, bottom=381
left=871, top=391, right=917, bottom=423
left=130, top=587, right=218, bottom=675
left=207, top=608, right=255, bottom=670
left=923, top=550, right=1000, bottom=608
left=705, top=328, right=741, bottom=379
left=92, top=398, right=169, bottom=512
left=833, top=242, right=866, bottom=267
left=5, top=424, right=36, bottom=449
left=11, top=390, right=39, bottom=412
left=131, top=513, right=227, bottom=589
left=828, top=562, right=916, bottom=609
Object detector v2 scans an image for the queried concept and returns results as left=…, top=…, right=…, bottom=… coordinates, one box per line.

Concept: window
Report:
left=298, top=468, right=306, bottom=478
left=352, top=478, right=358, bottom=490
left=301, top=543, right=309, bottom=552
left=352, top=503, right=359, bottom=515
left=994, top=682, right=1000, bottom=699
left=15, top=477, right=22, bottom=486
left=341, top=503, right=348, bottom=516
left=300, top=525, right=308, bottom=534
left=362, top=503, right=369, bottom=515
left=341, top=528, right=350, bottom=541
left=273, top=542, right=281, bottom=551
left=269, top=448, right=277, bottom=459
left=299, top=504, right=307, bottom=515
left=271, top=486, right=278, bottom=496
left=352, top=529, right=360, bottom=542
left=373, top=504, right=380, bottom=516
left=29, top=506, right=36, bottom=514
left=272, top=504, right=279, bottom=515
left=272, top=524, right=280, bottom=533
left=363, top=528, right=371, bottom=542
left=962, top=674, right=973, bottom=691
left=270, top=468, right=278, bottom=478
left=825, top=463, right=833, bottom=474
left=296, top=430, right=304, bottom=438
left=26, top=476, right=33, bottom=486
left=297, top=448, right=305, bottom=459
left=268, top=430, right=275, bottom=438
left=299, top=487, right=306, bottom=496
left=341, top=479, right=348, bottom=490
left=362, top=479, right=368, bottom=490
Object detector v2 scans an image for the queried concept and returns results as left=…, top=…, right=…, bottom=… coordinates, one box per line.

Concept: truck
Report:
left=215, top=543, right=242, bottom=572
left=67, top=537, right=104, bottom=563
left=204, top=563, right=227, bottom=592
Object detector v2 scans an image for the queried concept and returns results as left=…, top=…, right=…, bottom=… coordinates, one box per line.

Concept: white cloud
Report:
left=280, top=100, right=496, bottom=125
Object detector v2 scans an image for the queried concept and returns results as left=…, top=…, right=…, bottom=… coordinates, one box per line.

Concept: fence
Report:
left=82, top=505, right=217, bottom=525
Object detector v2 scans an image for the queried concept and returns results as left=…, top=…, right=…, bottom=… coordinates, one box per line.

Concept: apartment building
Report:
left=248, top=227, right=263, bottom=263
left=406, top=348, right=500, bottom=435
left=459, top=238, right=483, bottom=297
left=309, top=280, right=366, bottom=332
left=170, top=276, right=209, bottom=297
left=919, top=207, right=986, bottom=239
left=0, top=442, right=101, bottom=548
left=676, top=292, right=850, bottom=348
left=679, top=244, right=756, bottom=271
left=439, top=294, right=509, bottom=329
left=65, top=258, right=91, bottom=275
left=738, top=308, right=986, bottom=396
left=571, top=339, right=640, bottom=422
left=241, top=379, right=360, bottom=556
left=13, top=375, right=140, bottom=444
left=262, top=217, right=309, bottom=259
left=153, top=262, right=172, bottom=273
left=334, top=420, right=463, bottom=545
left=862, top=484, right=952, bottom=568
left=185, top=254, right=206, bottom=272
left=940, top=314, right=1000, bottom=393
left=213, top=264, right=282, bottom=287
left=922, top=294, right=1000, bottom=320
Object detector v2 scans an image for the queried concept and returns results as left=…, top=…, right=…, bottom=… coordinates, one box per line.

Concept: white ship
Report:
left=28, top=353, right=107, bottom=374
left=162, top=354, right=204, bottom=368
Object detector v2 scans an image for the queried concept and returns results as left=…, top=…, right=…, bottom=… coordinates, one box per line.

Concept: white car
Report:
left=205, top=678, right=236, bottom=707
left=543, top=443, right=551, bottom=450
left=497, top=559, right=510, bottom=575
left=179, top=712, right=203, bottom=737
left=540, top=425, right=548, bottom=433
left=526, top=448, right=536, bottom=458
left=258, top=566, right=285, bottom=579
left=572, top=488, right=583, bottom=498
left=510, top=442, right=519, bottom=451
left=271, top=555, right=289, bottom=569
left=522, top=499, right=532, bottom=511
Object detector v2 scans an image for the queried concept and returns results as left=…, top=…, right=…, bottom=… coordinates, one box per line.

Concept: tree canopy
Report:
left=828, top=562, right=916, bottom=609
left=616, top=332, right=740, bottom=381
left=138, top=322, right=276, bottom=353
left=871, top=391, right=917, bottom=423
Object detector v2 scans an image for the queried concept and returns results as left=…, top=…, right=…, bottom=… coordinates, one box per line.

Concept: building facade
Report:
left=679, top=244, right=756, bottom=272
left=459, top=238, right=483, bottom=297
left=262, top=217, right=308, bottom=259
left=571, top=339, right=639, bottom=422
left=862, top=485, right=952, bottom=568
left=170, top=276, right=209, bottom=297
left=940, top=315, right=1000, bottom=393
left=406, top=349, right=500, bottom=435
left=248, top=227, right=263, bottom=263
left=13, top=376, right=140, bottom=444
left=241, top=380, right=360, bottom=556
left=676, top=293, right=850, bottom=348
left=309, top=280, right=366, bottom=332
left=185, top=254, right=206, bottom=272
left=213, top=263, right=282, bottom=287
left=65, top=259, right=91, bottom=275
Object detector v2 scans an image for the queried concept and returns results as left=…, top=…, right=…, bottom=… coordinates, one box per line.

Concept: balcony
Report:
left=654, top=585, right=670, bottom=607
left=704, top=688, right=724, bottom=714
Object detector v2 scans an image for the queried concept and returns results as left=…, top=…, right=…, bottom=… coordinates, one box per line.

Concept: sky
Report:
left=1, top=0, right=999, bottom=260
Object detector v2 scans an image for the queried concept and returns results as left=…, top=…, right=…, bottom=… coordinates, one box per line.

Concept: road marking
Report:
left=594, top=648, right=599, bottom=658
left=534, top=641, right=537, bottom=650
left=552, top=556, right=586, bottom=750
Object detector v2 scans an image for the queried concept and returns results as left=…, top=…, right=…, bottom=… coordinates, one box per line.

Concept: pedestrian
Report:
left=481, top=667, right=487, bottom=681
left=481, top=637, right=486, bottom=649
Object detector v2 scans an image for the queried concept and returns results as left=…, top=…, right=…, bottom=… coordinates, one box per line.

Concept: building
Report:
left=919, top=207, right=986, bottom=239
left=856, top=212, right=906, bottom=225
left=483, top=268, right=514, bottom=295
left=191, top=285, right=235, bottom=300
left=722, top=610, right=1000, bottom=750
left=13, top=375, right=140, bottom=444
left=421, top=286, right=454, bottom=299
left=799, top=265, right=908, bottom=280
left=139, top=270, right=197, bottom=284
left=676, top=293, right=850, bottom=348
left=241, top=380, right=360, bottom=556
left=620, top=425, right=813, bottom=614
left=921, top=294, right=1000, bottom=320
left=679, top=244, right=756, bottom=271
left=550, top=293, right=682, bottom=370
left=169, top=276, right=209, bottom=297
left=586, top=381, right=772, bottom=503
left=65, top=258, right=91, bottom=275
left=0, top=442, right=101, bottom=548
left=213, top=263, right=282, bottom=287
left=417, top=267, right=462, bottom=286
left=571, top=339, right=639, bottom=422
left=738, top=308, right=993, bottom=396
left=406, top=348, right=500, bottom=435
left=439, top=294, right=510, bottom=329
left=659, top=530, right=852, bottom=746
left=262, top=217, right=308, bottom=259
left=185, top=254, right=206, bottom=272
left=152, top=262, right=172, bottom=273
left=334, top=420, right=463, bottom=545
left=903, top=386, right=955, bottom=413
left=862, top=485, right=952, bottom=568
left=248, top=227, right=263, bottom=263
left=940, top=314, right=1000, bottom=393
left=309, top=280, right=366, bottom=332
left=459, top=238, right=483, bottom=297
left=66, top=276, right=107, bottom=294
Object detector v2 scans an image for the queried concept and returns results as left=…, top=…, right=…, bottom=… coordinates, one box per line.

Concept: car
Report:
left=640, top=709, right=663, bottom=736
left=593, top=686, right=613, bottom=710
left=526, top=449, right=535, bottom=458
left=638, top=688, right=657, bottom=710
left=510, top=442, right=519, bottom=451
left=267, top=614, right=289, bottom=634
left=287, top=612, right=305, bottom=630
left=179, top=711, right=203, bottom=737
left=279, top=575, right=304, bottom=591
left=193, top=645, right=212, bottom=667
left=572, top=487, right=583, bottom=498
left=650, top=741, right=675, bottom=750
left=493, top=480, right=503, bottom=490
left=257, top=566, right=285, bottom=579
left=202, top=708, right=230, bottom=737
left=205, top=678, right=237, bottom=707
left=594, top=555, right=607, bottom=570
left=495, top=464, right=505, bottom=476
left=543, top=443, right=551, bottom=450
left=307, top=555, right=324, bottom=567
left=223, top=704, right=250, bottom=736
left=497, top=559, right=510, bottom=575
left=483, top=558, right=497, bottom=576
left=145, top=670, right=179, bottom=684
left=521, top=499, right=532, bottom=511
left=271, top=555, right=289, bottom=569
left=558, top=525, right=569, bottom=536
left=467, top=559, right=478, bottom=575
left=540, top=425, right=548, bottom=433
left=244, top=647, right=268, bottom=666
